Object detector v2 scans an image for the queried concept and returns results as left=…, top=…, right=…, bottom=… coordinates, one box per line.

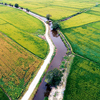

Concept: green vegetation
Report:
left=0, top=88, right=9, bottom=100
left=15, top=3, right=19, bottom=8
left=46, top=14, right=51, bottom=20
left=0, top=4, right=49, bottom=100
left=26, top=8, right=30, bottom=12
left=61, top=26, right=100, bottom=64
left=0, top=0, right=100, bottom=100
left=63, top=56, right=100, bottom=100
left=0, top=5, right=48, bottom=59
left=52, top=21, right=60, bottom=30
left=60, top=13, right=100, bottom=28
left=45, top=68, right=63, bottom=87
left=60, top=5, right=100, bottom=64
left=0, top=0, right=96, bottom=20
left=44, top=97, right=48, bottom=100
left=61, top=4, right=100, bottom=100
left=0, top=32, right=43, bottom=100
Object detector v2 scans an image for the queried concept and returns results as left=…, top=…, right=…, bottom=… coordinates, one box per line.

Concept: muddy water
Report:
left=33, top=29, right=67, bottom=100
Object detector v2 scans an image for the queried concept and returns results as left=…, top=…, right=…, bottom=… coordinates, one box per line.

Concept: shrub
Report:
left=20, top=7, right=23, bottom=9
left=15, top=3, right=19, bottom=8
left=46, top=14, right=51, bottom=20
left=0, top=3, right=3, bottom=4
left=52, top=21, right=60, bottom=30
left=26, top=8, right=30, bottom=12
left=45, top=68, right=63, bottom=87
left=4, top=3, right=7, bottom=5
left=9, top=3, right=11, bottom=6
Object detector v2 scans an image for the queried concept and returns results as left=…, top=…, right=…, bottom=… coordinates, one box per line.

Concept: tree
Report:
left=4, top=3, right=7, bottom=5
left=20, top=7, right=23, bottom=9
left=52, top=21, right=60, bottom=30
left=26, top=8, right=30, bottom=12
left=45, top=68, right=63, bottom=87
left=46, top=14, right=51, bottom=20
left=15, top=3, right=19, bottom=8
left=44, top=97, right=48, bottom=100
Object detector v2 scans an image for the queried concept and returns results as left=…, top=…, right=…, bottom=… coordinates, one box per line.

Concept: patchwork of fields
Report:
left=61, top=5, right=100, bottom=64
left=0, top=32, right=43, bottom=99
left=0, top=4, right=48, bottom=100
left=63, top=56, right=100, bottom=100
left=61, top=4, right=100, bottom=100
left=61, top=26, right=100, bottom=64
left=0, top=0, right=96, bottom=20
left=0, top=0, right=100, bottom=100
left=0, top=5, right=48, bottom=59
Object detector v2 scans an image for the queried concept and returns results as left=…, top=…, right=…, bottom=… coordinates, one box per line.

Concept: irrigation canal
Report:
left=33, top=22, right=67, bottom=100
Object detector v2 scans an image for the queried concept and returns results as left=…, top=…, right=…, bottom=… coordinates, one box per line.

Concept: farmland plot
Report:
left=61, top=5, right=100, bottom=100
left=61, top=26, right=100, bottom=64
left=0, top=5, right=48, bottom=59
left=0, top=0, right=96, bottom=20
left=60, top=13, right=100, bottom=28
left=63, top=56, right=100, bottom=100
left=0, top=32, right=43, bottom=100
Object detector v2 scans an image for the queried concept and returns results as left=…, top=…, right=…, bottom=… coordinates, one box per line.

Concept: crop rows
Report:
left=61, top=4, right=100, bottom=100
left=60, top=13, right=100, bottom=28
left=0, top=5, right=48, bottom=59
left=0, top=0, right=96, bottom=20
left=63, top=56, right=100, bottom=100
left=61, top=26, right=100, bottom=64
left=0, top=32, right=43, bottom=99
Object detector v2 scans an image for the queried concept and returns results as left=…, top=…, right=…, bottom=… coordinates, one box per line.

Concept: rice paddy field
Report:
left=60, top=5, right=100, bottom=64
left=0, top=4, right=48, bottom=100
left=61, top=4, right=100, bottom=100
left=0, top=0, right=96, bottom=20
left=0, top=0, right=100, bottom=100
left=0, top=5, right=48, bottom=59
left=63, top=56, right=100, bottom=100
left=0, top=32, right=43, bottom=100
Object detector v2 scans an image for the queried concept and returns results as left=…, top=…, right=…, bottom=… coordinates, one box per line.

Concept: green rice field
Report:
left=61, top=5, right=100, bottom=64
left=0, top=0, right=96, bottom=20
left=0, top=0, right=100, bottom=100
left=0, top=5, right=48, bottom=59
left=61, top=4, right=100, bottom=100
left=63, top=56, right=100, bottom=100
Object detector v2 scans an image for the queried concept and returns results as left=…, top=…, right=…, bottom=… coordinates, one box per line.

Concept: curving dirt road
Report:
left=21, top=10, right=55, bottom=100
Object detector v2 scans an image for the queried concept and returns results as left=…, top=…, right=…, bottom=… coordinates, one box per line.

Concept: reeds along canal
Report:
left=33, top=23, right=67, bottom=100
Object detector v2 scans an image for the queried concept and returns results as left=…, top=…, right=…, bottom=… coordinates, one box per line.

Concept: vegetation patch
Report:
left=0, top=33, right=43, bottom=100
left=0, top=88, right=9, bottom=100
left=63, top=56, right=100, bottom=100
left=0, top=5, right=48, bottom=59
left=60, top=13, right=100, bottom=28
left=61, top=26, right=100, bottom=64
left=87, top=21, right=100, bottom=30
left=0, top=0, right=96, bottom=20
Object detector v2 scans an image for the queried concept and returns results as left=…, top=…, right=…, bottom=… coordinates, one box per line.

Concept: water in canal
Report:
left=33, top=27, right=67, bottom=100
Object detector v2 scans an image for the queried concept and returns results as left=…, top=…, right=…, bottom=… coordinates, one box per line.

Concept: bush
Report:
left=4, top=3, right=7, bottom=5
left=46, top=14, right=51, bottom=20
left=26, top=8, right=30, bottom=12
left=0, top=3, right=3, bottom=4
left=45, top=68, right=63, bottom=87
left=20, top=7, right=23, bottom=9
left=46, top=21, right=49, bottom=24
left=52, top=21, right=60, bottom=30
left=15, top=3, right=19, bottom=8
left=44, top=97, right=48, bottom=100
left=9, top=3, right=11, bottom=6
